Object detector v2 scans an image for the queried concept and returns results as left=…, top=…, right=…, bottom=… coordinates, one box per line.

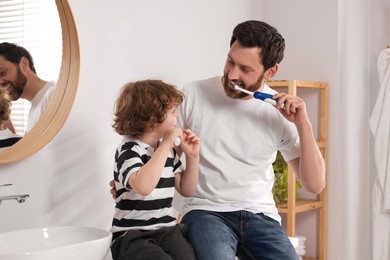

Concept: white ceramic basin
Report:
left=0, top=226, right=112, bottom=260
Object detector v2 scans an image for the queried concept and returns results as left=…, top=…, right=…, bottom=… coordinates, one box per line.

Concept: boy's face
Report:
left=158, top=106, right=179, bottom=135
left=222, top=41, right=266, bottom=99
left=0, top=56, right=27, bottom=101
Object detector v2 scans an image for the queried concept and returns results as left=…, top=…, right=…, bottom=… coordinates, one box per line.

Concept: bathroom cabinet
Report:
left=265, top=80, right=328, bottom=260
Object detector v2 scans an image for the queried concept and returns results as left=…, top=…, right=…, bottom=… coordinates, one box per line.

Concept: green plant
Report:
left=272, top=152, right=302, bottom=203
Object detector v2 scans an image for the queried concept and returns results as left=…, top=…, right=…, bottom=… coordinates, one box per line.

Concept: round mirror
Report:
left=0, top=0, right=80, bottom=164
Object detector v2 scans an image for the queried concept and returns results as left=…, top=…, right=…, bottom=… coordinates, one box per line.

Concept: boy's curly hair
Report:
left=112, top=79, right=184, bottom=138
left=0, top=88, right=11, bottom=123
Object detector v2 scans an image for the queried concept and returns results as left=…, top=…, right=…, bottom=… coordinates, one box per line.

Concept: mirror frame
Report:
left=0, top=0, right=80, bottom=164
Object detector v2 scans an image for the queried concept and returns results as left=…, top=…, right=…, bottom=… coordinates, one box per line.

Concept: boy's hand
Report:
left=161, top=128, right=184, bottom=148
left=109, top=179, right=117, bottom=199
left=179, top=128, right=200, bottom=158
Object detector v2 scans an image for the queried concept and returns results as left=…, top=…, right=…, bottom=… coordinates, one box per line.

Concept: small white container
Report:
left=288, top=236, right=299, bottom=248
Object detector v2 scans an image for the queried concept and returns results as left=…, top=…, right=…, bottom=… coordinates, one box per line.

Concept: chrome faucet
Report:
left=0, top=184, right=29, bottom=204
left=0, top=194, right=30, bottom=203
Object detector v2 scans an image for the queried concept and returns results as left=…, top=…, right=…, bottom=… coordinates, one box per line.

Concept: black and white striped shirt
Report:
left=111, top=137, right=183, bottom=240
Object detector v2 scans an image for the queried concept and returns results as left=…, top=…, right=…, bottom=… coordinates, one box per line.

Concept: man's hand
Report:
left=273, top=92, right=310, bottom=126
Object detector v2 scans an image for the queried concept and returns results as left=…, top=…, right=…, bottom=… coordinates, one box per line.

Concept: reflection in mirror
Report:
left=0, top=87, right=21, bottom=151
left=0, top=0, right=80, bottom=164
left=0, top=0, right=62, bottom=136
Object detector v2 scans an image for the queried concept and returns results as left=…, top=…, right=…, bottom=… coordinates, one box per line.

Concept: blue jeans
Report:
left=181, top=210, right=299, bottom=260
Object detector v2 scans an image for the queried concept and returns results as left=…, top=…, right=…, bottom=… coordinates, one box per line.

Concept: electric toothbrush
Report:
left=231, top=81, right=279, bottom=106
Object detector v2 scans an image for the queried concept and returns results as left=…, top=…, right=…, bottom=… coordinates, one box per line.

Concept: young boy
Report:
left=110, top=79, right=199, bottom=260
left=0, top=87, right=21, bottom=151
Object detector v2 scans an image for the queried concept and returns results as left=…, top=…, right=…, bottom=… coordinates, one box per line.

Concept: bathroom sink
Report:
left=0, top=226, right=112, bottom=260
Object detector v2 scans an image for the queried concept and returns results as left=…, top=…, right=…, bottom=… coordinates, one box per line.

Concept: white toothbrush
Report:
left=174, top=137, right=181, bottom=146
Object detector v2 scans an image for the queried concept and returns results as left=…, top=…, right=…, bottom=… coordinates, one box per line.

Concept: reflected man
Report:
left=0, top=42, right=56, bottom=132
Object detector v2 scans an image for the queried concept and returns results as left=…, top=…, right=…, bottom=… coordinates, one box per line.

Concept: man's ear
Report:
left=18, top=57, right=29, bottom=72
left=264, top=64, right=279, bottom=81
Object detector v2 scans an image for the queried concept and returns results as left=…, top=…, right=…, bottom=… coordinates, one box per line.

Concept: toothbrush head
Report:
left=230, top=80, right=254, bottom=96
left=230, top=80, right=242, bottom=89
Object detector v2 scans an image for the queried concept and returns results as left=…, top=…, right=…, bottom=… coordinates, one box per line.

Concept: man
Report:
left=177, top=20, right=325, bottom=260
left=0, top=42, right=56, bottom=132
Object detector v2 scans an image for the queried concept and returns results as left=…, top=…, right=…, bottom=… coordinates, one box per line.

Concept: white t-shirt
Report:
left=178, top=76, right=300, bottom=223
left=27, top=81, right=56, bottom=131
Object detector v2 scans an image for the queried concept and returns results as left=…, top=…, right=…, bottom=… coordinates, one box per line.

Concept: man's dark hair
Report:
left=230, top=20, right=285, bottom=71
left=0, top=42, right=36, bottom=73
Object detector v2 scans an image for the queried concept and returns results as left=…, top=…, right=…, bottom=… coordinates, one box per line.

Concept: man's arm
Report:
left=274, top=93, right=326, bottom=194
left=174, top=129, right=200, bottom=197
left=287, top=123, right=325, bottom=194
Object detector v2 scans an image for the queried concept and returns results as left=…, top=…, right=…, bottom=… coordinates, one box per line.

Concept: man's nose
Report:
left=0, top=76, right=7, bottom=84
left=228, top=67, right=241, bottom=81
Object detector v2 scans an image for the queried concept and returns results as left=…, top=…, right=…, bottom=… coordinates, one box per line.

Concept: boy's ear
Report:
left=146, top=121, right=154, bottom=132
left=264, top=64, right=279, bottom=81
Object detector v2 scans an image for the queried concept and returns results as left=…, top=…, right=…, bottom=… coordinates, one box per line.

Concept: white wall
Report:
left=1, top=0, right=389, bottom=259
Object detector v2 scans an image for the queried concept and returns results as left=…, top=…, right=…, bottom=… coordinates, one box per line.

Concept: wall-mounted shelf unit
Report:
left=265, top=80, right=328, bottom=260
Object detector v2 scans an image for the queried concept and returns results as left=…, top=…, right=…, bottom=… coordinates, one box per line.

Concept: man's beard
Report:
left=222, top=73, right=264, bottom=99
left=2, top=67, right=26, bottom=101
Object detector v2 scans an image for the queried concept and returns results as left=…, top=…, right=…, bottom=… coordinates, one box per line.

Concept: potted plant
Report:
left=272, top=151, right=302, bottom=203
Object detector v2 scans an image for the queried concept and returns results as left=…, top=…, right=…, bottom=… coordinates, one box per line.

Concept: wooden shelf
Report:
left=317, top=140, right=326, bottom=149
left=266, top=80, right=328, bottom=260
left=277, top=199, right=325, bottom=214
left=266, top=80, right=327, bottom=89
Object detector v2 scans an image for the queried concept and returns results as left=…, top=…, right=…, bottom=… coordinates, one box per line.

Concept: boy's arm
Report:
left=129, top=141, right=172, bottom=196
left=175, top=129, right=200, bottom=197
left=175, top=154, right=199, bottom=197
